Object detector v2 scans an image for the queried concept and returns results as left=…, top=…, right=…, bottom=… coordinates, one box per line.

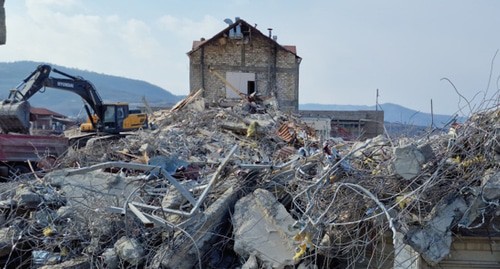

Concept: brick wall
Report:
left=189, top=32, right=300, bottom=111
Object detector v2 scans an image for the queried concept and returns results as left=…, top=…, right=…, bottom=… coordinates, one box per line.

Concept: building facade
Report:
left=300, top=110, right=384, bottom=140
left=188, top=18, right=301, bottom=112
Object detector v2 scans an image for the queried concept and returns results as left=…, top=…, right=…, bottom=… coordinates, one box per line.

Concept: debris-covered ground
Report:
left=0, top=92, right=498, bottom=268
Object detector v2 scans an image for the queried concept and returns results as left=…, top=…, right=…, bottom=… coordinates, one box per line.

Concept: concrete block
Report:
left=393, top=144, right=425, bottom=180
left=241, top=254, right=258, bottom=269
left=232, top=188, right=298, bottom=268
left=404, top=195, right=467, bottom=265
left=481, top=170, right=500, bottom=201
left=101, top=248, right=118, bottom=269
left=0, top=227, right=17, bottom=257
left=114, top=236, right=144, bottom=266
left=14, top=186, right=42, bottom=208
left=154, top=184, right=241, bottom=269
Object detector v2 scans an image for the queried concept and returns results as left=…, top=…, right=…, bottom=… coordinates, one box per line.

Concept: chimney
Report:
left=267, top=28, right=272, bottom=38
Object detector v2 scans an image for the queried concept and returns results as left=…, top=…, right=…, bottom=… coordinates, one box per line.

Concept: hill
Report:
left=0, top=61, right=183, bottom=116
left=299, top=103, right=464, bottom=128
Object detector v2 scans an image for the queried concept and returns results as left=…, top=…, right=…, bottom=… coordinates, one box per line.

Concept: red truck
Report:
left=0, top=133, right=68, bottom=179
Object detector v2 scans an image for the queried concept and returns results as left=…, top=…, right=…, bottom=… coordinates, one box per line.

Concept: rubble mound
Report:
left=0, top=92, right=498, bottom=268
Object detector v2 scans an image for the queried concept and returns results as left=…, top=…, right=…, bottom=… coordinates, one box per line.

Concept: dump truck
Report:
left=0, top=133, right=68, bottom=179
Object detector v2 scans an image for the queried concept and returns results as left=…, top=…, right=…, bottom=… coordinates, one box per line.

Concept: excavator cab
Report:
left=80, top=103, right=148, bottom=134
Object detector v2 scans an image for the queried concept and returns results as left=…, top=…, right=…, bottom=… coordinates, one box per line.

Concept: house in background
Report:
left=187, top=17, right=301, bottom=112
left=29, top=107, right=75, bottom=134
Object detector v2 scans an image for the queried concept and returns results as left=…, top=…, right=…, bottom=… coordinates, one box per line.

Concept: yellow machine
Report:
left=79, top=103, right=148, bottom=133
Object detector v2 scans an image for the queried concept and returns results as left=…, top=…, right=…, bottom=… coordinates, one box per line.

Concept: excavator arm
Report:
left=0, top=64, right=105, bottom=134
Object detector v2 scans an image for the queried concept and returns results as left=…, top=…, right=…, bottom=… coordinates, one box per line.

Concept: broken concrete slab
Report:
left=241, top=254, right=258, bottom=269
left=233, top=188, right=298, bottom=269
left=297, top=260, right=319, bottom=269
left=32, top=250, right=61, bottom=267
left=393, top=232, right=420, bottom=269
left=161, top=180, right=197, bottom=209
left=417, top=143, right=435, bottom=162
left=393, top=144, right=426, bottom=180
left=13, top=185, right=41, bottom=208
left=44, top=169, right=142, bottom=208
left=0, top=227, right=17, bottom=257
left=100, top=248, right=118, bottom=269
left=459, top=169, right=500, bottom=228
left=459, top=191, right=486, bottom=228
left=56, top=206, right=75, bottom=221
left=404, top=195, right=468, bottom=265
left=38, top=256, right=90, bottom=269
left=153, top=183, right=242, bottom=269
left=481, top=169, right=500, bottom=201
left=114, top=236, right=145, bottom=266
left=351, top=134, right=390, bottom=159
left=33, top=208, right=57, bottom=227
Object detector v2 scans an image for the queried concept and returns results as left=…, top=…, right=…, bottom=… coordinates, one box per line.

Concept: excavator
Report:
left=0, top=64, right=148, bottom=135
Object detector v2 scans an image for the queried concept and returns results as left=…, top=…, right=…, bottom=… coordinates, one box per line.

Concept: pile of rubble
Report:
left=0, top=91, right=498, bottom=268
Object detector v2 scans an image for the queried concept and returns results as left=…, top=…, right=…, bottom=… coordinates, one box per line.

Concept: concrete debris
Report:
left=44, top=169, right=141, bottom=207
left=481, top=169, right=500, bottom=201
left=297, top=260, right=319, bottom=269
left=0, top=95, right=497, bottom=268
left=458, top=169, right=500, bottom=228
left=114, top=236, right=145, bottom=266
left=233, top=189, right=297, bottom=268
left=404, top=195, right=468, bottom=265
left=161, top=179, right=197, bottom=209
left=56, top=205, right=75, bottom=220
left=38, top=256, right=90, bottom=269
left=351, top=134, right=390, bottom=159
left=241, top=254, right=258, bottom=269
left=13, top=184, right=42, bottom=208
left=393, top=144, right=426, bottom=180
left=100, top=248, right=118, bottom=269
left=153, top=184, right=242, bottom=269
left=0, top=227, right=18, bottom=257
left=417, top=143, right=435, bottom=162
left=32, top=250, right=62, bottom=266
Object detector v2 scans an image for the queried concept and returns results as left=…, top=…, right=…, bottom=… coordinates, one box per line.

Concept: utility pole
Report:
left=430, top=99, right=434, bottom=129
left=0, top=0, right=6, bottom=45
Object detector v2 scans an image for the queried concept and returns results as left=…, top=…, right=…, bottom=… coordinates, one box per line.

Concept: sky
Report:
left=1, top=0, right=500, bottom=115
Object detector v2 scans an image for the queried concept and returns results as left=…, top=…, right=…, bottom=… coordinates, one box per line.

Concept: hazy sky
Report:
left=1, top=0, right=499, bottom=115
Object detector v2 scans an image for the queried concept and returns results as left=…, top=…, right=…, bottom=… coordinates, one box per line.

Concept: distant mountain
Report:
left=0, top=61, right=183, bottom=116
left=299, top=103, right=464, bottom=128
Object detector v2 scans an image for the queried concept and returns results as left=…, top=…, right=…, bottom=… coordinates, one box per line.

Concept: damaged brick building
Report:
left=188, top=17, right=301, bottom=112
